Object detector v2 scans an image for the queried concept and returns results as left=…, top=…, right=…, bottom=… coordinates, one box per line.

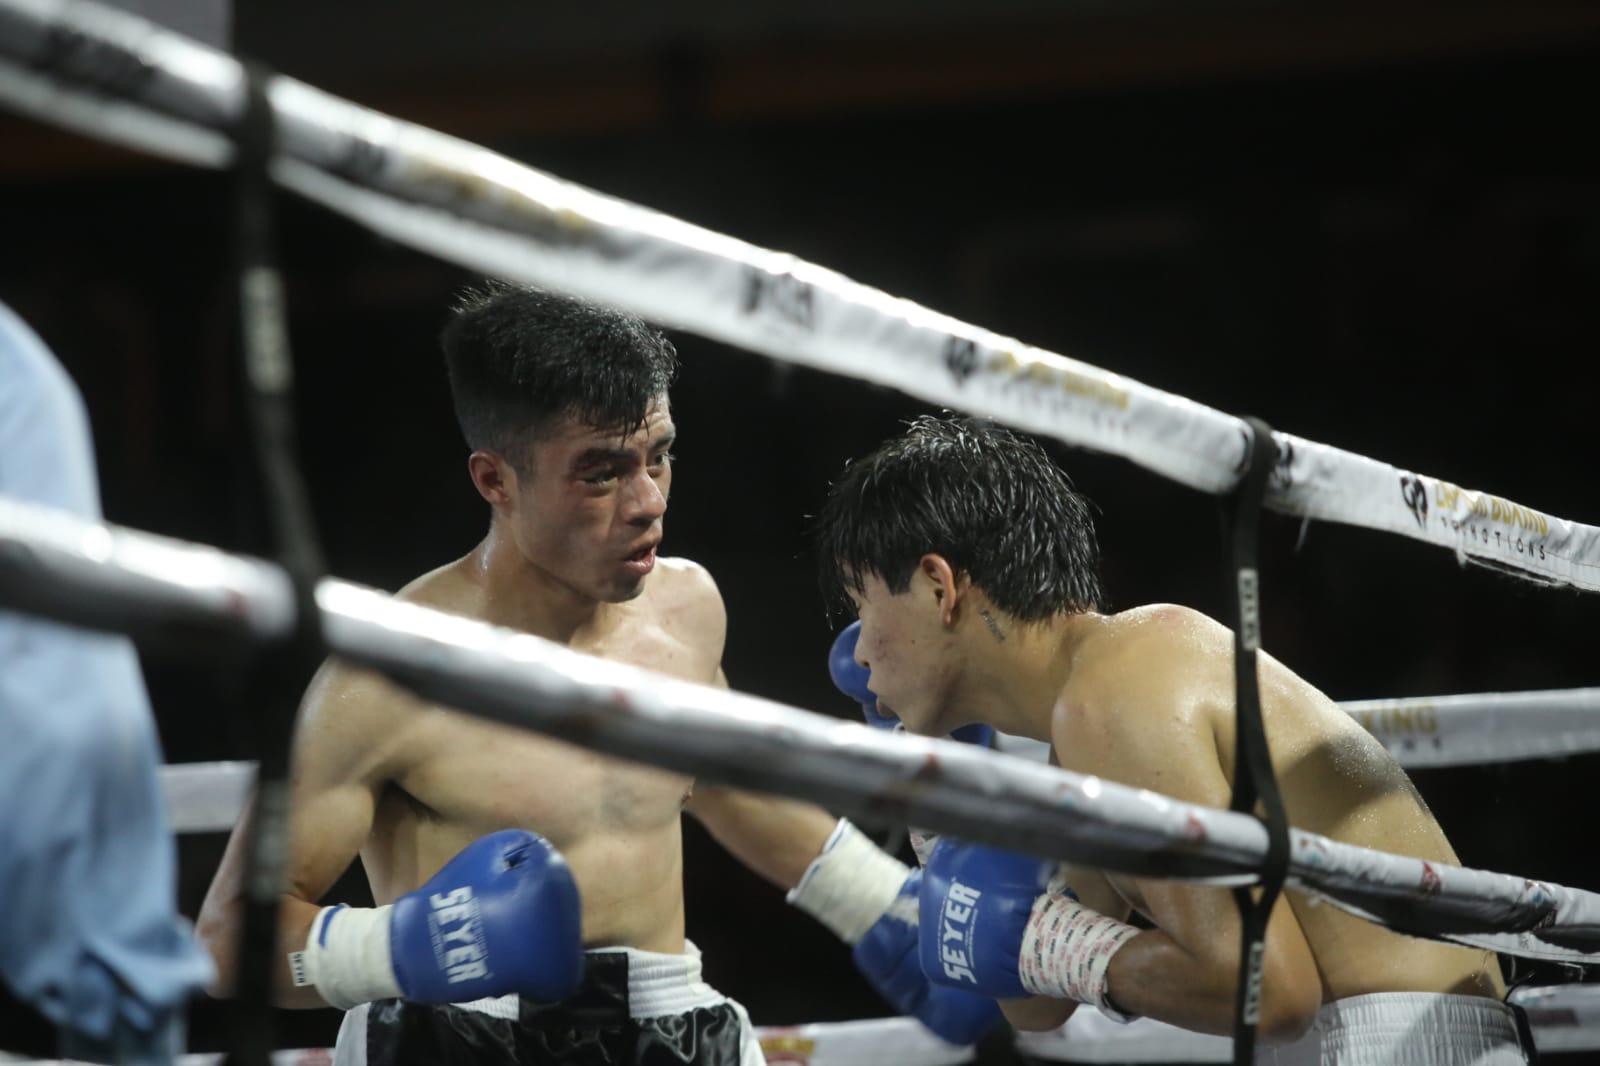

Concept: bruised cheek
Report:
left=864, top=627, right=906, bottom=679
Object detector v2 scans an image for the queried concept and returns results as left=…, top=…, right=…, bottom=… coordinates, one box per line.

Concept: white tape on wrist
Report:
left=786, top=818, right=911, bottom=945
left=1018, top=876, right=1140, bottom=1014
left=290, top=903, right=403, bottom=1010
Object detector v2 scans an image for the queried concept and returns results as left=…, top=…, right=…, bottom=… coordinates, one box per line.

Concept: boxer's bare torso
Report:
left=301, top=551, right=721, bottom=955
left=1050, top=604, right=1502, bottom=1004
left=203, top=394, right=838, bottom=1008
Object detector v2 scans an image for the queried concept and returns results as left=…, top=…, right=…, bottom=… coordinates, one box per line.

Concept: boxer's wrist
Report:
left=1017, top=884, right=1139, bottom=1013
left=787, top=818, right=910, bottom=944
left=290, top=904, right=402, bottom=1010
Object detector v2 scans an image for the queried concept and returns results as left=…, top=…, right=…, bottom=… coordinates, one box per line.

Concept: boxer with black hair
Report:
left=199, top=286, right=992, bottom=1065
left=813, top=414, right=1523, bottom=1064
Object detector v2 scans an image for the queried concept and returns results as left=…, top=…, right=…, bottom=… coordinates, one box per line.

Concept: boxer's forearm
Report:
left=1105, top=931, right=1316, bottom=1041
left=687, top=784, right=839, bottom=890
left=196, top=893, right=328, bottom=1009
left=999, top=995, right=1076, bottom=1032
left=1103, top=931, right=1236, bottom=1034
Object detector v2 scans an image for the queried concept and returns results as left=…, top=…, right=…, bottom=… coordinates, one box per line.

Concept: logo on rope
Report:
left=328, top=138, right=389, bottom=184
left=1271, top=437, right=1295, bottom=491
left=760, top=1032, right=817, bottom=1065
left=742, top=268, right=815, bottom=332
left=944, top=337, right=980, bottom=383
left=37, top=24, right=157, bottom=97
left=1418, top=862, right=1442, bottom=898
left=1399, top=475, right=1429, bottom=528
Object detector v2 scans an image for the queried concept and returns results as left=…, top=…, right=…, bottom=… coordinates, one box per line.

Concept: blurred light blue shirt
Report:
left=0, top=301, right=213, bottom=1053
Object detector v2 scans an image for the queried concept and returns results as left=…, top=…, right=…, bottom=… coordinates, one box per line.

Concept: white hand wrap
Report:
left=288, top=903, right=402, bottom=1010
left=786, top=819, right=910, bottom=944
left=1018, top=873, right=1140, bottom=1013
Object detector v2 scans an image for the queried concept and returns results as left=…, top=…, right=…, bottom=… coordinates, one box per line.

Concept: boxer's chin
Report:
left=597, top=567, right=650, bottom=603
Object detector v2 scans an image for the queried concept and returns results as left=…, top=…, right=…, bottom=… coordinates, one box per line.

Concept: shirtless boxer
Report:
left=811, top=414, right=1525, bottom=1064
left=197, top=287, right=993, bottom=1065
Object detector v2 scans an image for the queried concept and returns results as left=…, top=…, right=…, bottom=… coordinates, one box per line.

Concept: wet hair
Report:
left=441, top=282, right=678, bottom=471
left=815, top=414, right=1104, bottom=622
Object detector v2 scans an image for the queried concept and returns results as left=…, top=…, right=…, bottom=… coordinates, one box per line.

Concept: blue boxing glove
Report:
left=295, top=830, right=583, bottom=1008
left=828, top=622, right=993, bottom=746
left=919, top=840, right=1050, bottom=999
left=829, top=621, right=898, bottom=729
left=788, top=819, right=999, bottom=1045
left=854, top=869, right=1001, bottom=1045
left=919, top=839, right=1140, bottom=1011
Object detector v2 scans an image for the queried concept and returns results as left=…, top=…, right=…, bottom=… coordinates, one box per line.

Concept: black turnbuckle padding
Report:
left=226, top=63, right=328, bottom=1066
left=1222, top=417, right=1289, bottom=1066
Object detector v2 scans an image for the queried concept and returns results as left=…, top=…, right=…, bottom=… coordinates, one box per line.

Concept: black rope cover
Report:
left=1221, top=417, right=1290, bottom=1065
left=225, top=63, right=328, bottom=1066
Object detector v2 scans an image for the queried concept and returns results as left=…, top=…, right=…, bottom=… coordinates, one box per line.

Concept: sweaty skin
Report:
left=1050, top=605, right=1502, bottom=1035
left=199, top=404, right=834, bottom=1007
left=852, top=564, right=1503, bottom=1040
left=348, top=553, right=716, bottom=951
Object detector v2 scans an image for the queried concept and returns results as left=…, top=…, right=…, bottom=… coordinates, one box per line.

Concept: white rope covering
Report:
left=3, top=495, right=1599, bottom=970
left=157, top=686, right=1600, bottom=832
left=1347, top=688, right=1600, bottom=768
left=2, top=0, right=1598, bottom=593
left=161, top=761, right=254, bottom=834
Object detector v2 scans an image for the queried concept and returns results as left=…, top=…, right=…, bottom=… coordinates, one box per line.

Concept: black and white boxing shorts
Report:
left=332, top=942, right=764, bottom=1065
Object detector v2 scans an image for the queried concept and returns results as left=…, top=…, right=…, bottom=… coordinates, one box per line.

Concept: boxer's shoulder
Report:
left=291, top=567, right=469, bottom=743
left=293, top=658, right=427, bottom=785
left=1064, top=604, right=1227, bottom=700
left=393, top=554, right=481, bottom=613
left=641, top=555, right=726, bottom=637
left=1050, top=605, right=1226, bottom=775
left=1106, top=602, right=1229, bottom=647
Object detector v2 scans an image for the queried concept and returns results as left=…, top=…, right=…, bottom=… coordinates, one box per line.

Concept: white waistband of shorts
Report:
left=1265, top=992, right=1524, bottom=1066
left=450, top=940, right=727, bottom=1021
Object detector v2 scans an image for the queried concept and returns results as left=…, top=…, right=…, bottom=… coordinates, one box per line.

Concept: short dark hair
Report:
left=815, top=415, right=1104, bottom=622
left=441, top=282, right=678, bottom=470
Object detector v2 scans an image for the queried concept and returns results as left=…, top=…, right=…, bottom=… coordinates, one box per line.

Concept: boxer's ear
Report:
left=468, top=450, right=515, bottom=509
left=918, top=554, right=966, bottom=626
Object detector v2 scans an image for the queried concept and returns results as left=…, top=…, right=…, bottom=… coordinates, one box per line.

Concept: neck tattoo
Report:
left=979, top=608, right=1007, bottom=643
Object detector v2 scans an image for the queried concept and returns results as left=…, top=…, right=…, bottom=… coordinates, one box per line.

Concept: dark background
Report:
left=3, top=0, right=1599, bottom=1057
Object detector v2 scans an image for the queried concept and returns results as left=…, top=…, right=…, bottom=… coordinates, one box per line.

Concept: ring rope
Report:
left=1, top=0, right=1597, bottom=592
left=153, top=681, right=1600, bottom=838
left=154, top=666, right=1600, bottom=838
left=2, top=496, right=1598, bottom=968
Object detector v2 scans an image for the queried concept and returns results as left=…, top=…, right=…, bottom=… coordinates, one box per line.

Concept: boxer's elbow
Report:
left=1255, top=968, right=1321, bottom=1043
left=194, top=902, right=239, bottom=998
